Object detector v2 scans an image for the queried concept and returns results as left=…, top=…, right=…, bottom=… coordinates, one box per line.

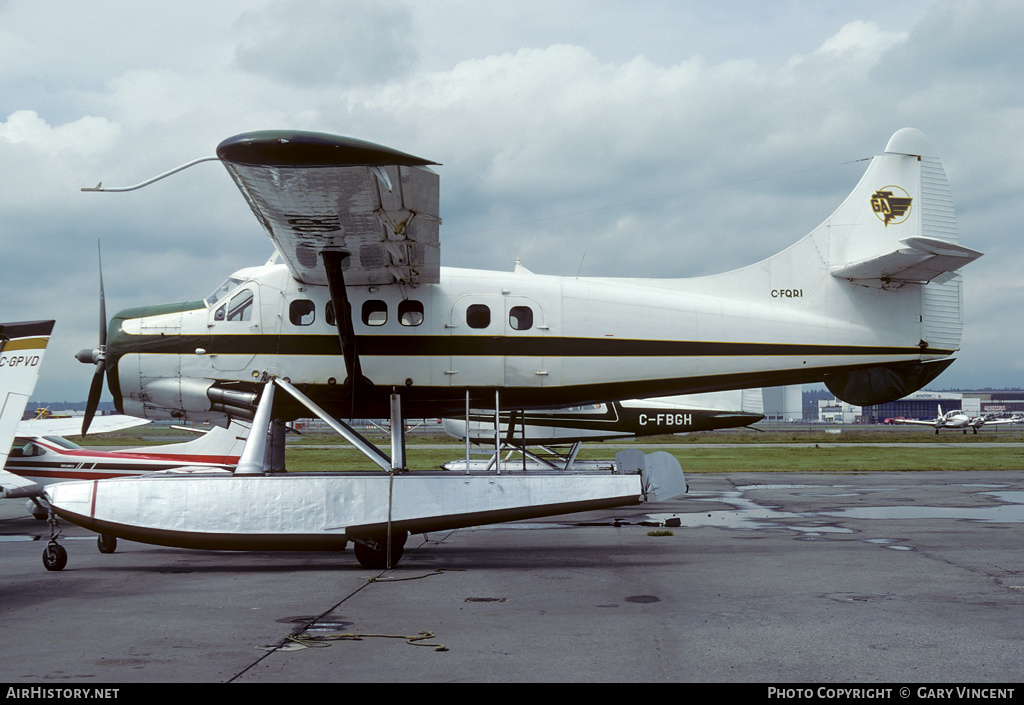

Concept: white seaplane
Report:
left=42, top=127, right=980, bottom=570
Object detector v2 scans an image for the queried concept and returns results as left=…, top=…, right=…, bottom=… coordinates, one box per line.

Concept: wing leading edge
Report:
left=217, top=131, right=442, bottom=288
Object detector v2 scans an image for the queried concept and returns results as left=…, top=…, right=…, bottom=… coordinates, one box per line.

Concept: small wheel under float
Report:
left=42, top=542, right=68, bottom=572
left=97, top=534, right=118, bottom=554
left=352, top=530, right=409, bottom=569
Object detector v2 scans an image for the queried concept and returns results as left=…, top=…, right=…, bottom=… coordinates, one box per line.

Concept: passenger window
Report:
left=289, top=300, right=315, bottom=326
left=227, top=290, right=254, bottom=322
left=362, top=300, right=387, bottom=326
left=509, top=306, right=533, bottom=331
left=399, top=300, right=424, bottom=327
left=467, top=304, right=490, bottom=329
left=326, top=301, right=336, bottom=327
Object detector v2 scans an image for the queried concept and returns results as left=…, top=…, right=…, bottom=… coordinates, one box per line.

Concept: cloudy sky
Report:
left=1, top=0, right=1021, bottom=403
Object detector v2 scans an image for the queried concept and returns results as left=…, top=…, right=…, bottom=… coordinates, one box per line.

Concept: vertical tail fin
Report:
left=815, top=130, right=983, bottom=405
left=826, top=129, right=981, bottom=356
left=744, top=129, right=981, bottom=404
left=1, top=321, right=54, bottom=495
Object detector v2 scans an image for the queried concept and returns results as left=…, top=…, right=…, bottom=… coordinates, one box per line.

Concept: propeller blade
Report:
left=80, top=241, right=109, bottom=437
left=98, top=243, right=106, bottom=347
left=82, top=361, right=105, bottom=436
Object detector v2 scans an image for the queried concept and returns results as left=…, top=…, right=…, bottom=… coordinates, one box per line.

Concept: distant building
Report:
left=817, top=398, right=860, bottom=424
left=859, top=390, right=1024, bottom=423
left=806, top=389, right=1024, bottom=424
left=763, top=386, right=802, bottom=422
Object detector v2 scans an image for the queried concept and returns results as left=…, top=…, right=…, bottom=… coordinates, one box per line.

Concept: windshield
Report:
left=42, top=436, right=84, bottom=449
left=205, top=277, right=244, bottom=308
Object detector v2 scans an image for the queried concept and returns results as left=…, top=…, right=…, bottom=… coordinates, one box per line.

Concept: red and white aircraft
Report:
left=3, top=419, right=249, bottom=516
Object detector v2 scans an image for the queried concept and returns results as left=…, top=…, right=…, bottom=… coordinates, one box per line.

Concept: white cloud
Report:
left=0, top=110, right=120, bottom=155
left=813, top=20, right=907, bottom=61
left=233, top=0, right=417, bottom=87
left=0, top=0, right=1021, bottom=399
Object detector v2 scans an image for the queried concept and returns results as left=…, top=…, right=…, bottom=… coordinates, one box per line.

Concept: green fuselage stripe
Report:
left=110, top=333, right=947, bottom=359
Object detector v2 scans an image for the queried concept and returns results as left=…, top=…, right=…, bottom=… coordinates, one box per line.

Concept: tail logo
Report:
left=870, top=186, right=913, bottom=227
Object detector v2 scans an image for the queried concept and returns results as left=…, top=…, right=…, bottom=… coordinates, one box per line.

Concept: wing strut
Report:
left=321, top=250, right=372, bottom=398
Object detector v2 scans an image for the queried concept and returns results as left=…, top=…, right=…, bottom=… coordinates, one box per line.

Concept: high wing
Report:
left=18, top=415, right=150, bottom=438
left=216, top=131, right=441, bottom=288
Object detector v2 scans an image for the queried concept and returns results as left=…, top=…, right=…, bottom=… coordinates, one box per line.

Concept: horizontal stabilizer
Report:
left=831, top=236, right=982, bottom=287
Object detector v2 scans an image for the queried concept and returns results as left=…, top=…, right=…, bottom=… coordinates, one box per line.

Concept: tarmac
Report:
left=2, top=470, right=1024, bottom=684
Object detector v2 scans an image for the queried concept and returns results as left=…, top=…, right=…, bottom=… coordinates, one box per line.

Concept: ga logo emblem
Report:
left=870, top=186, right=912, bottom=227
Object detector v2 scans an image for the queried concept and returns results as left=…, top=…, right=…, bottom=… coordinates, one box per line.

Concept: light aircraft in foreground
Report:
left=3, top=413, right=149, bottom=509
left=442, top=389, right=764, bottom=471
left=3, top=417, right=249, bottom=522
left=41, top=127, right=981, bottom=571
left=895, top=405, right=1018, bottom=434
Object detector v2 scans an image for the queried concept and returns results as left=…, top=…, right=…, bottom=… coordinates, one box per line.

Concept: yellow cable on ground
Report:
left=287, top=630, right=448, bottom=652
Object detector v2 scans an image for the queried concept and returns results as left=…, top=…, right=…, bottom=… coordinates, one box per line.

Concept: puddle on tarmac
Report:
left=476, top=484, right=1024, bottom=539
left=638, top=491, right=855, bottom=537
left=634, top=485, right=1024, bottom=541
left=823, top=491, right=1024, bottom=523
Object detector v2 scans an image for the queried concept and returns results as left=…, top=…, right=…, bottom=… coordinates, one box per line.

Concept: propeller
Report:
left=75, top=243, right=107, bottom=436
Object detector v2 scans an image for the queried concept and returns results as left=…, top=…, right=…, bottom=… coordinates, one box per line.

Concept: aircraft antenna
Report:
left=81, top=156, right=219, bottom=192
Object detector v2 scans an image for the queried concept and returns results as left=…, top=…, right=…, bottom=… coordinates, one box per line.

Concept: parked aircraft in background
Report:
left=444, top=389, right=764, bottom=445
left=895, top=405, right=1019, bottom=434
left=443, top=389, right=764, bottom=471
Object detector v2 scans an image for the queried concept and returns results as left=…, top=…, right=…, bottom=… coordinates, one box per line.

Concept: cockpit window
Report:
left=205, top=277, right=244, bottom=308
left=8, top=441, right=44, bottom=457
left=227, top=290, right=254, bottom=322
